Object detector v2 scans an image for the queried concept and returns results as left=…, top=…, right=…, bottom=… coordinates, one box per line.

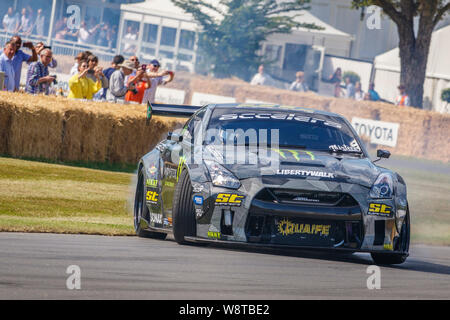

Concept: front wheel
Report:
left=133, top=167, right=167, bottom=240
left=371, top=207, right=410, bottom=265
left=172, top=169, right=196, bottom=244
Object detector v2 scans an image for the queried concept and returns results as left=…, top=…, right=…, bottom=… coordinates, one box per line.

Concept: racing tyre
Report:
left=371, top=207, right=410, bottom=265
left=134, top=168, right=167, bottom=240
left=172, top=169, right=196, bottom=244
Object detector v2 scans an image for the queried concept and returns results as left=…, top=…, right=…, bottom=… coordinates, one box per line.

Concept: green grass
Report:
left=385, top=165, right=450, bottom=245
left=0, top=157, right=135, bottom=236
left=0, top=155, right=449, bottom=245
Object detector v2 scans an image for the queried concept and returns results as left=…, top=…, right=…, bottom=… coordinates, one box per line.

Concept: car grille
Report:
left=254, top=188, right=358, bottom=207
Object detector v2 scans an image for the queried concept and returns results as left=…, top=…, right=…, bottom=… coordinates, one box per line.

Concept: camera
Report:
left=50, top=75, right=57, bottom=85
left=128, top=84, right=138, bottom=95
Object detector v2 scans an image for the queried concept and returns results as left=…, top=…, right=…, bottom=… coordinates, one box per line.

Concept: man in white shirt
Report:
left=34, top=9, right=45, bottom=36
left=142, top=59, right=174, bottom=105
left=250, top=64, right=274, bottom=86
left=18, top=8, right=32, bottom=35
left=2, top=7, right=19, bottom=34
left=0, top=42, right=17, bottom=92
left=289, top=71, right=309, bottom=92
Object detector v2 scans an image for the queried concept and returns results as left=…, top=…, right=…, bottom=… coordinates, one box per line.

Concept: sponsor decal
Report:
left=146, top=179, right=158, bottom=187
left=215, top=193, right=245, bottom=206
left=164, top=181, right=175, bottom=187
left=276, top=169, right=335, bottom=178
left=368, top=203, right=393, bottom=217
left=193, top=195, right=204, bottom=205
left=272, top=148, right=315, bottom=161
left=207, top=231, right=221, bottom=239
left=351, top=117, right=399, bottom=147
left=163, top=217, right=173, bottom=227
left=150, top=213, right=162, bottom=224
left=277, top=219, right=331, bottom=237
left=148, top=165, right=157, bottom=175
left=146, top=191, right=159, bottom=204
left=219, top=113, right=341, bottom=128
left=176, top=156, right=186, bottom=182
left=329, top=141, right=361, bottom=152
left=292, top=197, right=319, bottom=203
left=195, top=208, right=204, bottom=218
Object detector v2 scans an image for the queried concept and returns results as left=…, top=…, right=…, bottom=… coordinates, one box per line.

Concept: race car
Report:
left=134, top=103, right=410, bottom=265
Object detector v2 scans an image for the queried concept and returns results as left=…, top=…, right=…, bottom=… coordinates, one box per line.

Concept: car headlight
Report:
left=204, top=160, right=241, bottom=189
left=369, top=173, right=394, bottom=199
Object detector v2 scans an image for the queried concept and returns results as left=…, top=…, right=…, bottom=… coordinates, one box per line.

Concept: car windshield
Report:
left=206, top=108, right=363, bottom=154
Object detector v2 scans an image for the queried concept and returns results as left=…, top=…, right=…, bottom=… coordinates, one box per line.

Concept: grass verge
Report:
left=0, top=157, right=135, bottom=236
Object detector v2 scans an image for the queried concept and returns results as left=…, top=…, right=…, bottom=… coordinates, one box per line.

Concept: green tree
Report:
left=172, top=0, right=318, bottom=80
left=352, top=0, right=450, bottom=108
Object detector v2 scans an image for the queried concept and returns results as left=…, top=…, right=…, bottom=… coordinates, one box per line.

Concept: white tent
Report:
left=373, top=25, right=450, bottom=113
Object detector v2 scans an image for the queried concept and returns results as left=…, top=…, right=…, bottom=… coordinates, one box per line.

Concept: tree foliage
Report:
left=351, top=0, right=450, bottom=108
left=172, top=0, right=319, bottom=80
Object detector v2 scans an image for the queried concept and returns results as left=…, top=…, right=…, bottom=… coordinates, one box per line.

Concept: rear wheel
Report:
left=371, top=207, right=410, bottom=265
left=172, top=169, right=196, bottom=244
left=134, top=167, right=167, bottom=240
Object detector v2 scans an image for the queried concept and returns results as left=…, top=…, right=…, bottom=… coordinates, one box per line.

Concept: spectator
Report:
left=125, top=66, right=151, bottom=104
left=25, top=48, right=55, bottom=95
left=86, top=55, right=108, bottom=90
left=328, top=68, right=342, bottom=98
left=142, top=59, right=174, bottom=104
left=3, top=7, right=19, bottom=34
left=107, top=59, right=142, bottom=103
left=70, top=52, right=88, bottom=76
left=101, top=55, right=124, bottom=100
left=34, top=42, right=57, bottom=69
left=344, top=76, right=355, bottom=99
left=18, top=8, right=33, bottom=35
left=96, top=22, right=109, bottom=47
left=77, top=21, right=100, bottom=46
left=68, top=60, right=102, bottom=100
left=10, top=36, right=38, bottom=91
left=396, top=84, right=410, bottom=107
left=123, top=25, right=137, bottom=54
left=250, top=65, right=274, bottom=86
left=0, top=42, right=16, bottom=92
left=33, top=9, right=45, bottom=37
left=364, top=92, right=372, bottom=101
left=289, top=71, right=309, bottom=92
left=368, top=82, right=380, bottom=101
left=354, top=81, right=364, bottom=101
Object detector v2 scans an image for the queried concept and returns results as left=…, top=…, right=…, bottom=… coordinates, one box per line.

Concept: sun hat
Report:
left=119, top=60, right=136, bottom=70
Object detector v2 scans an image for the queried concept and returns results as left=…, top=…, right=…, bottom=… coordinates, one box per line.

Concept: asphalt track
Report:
left=0, top=232, right=449, bottom=299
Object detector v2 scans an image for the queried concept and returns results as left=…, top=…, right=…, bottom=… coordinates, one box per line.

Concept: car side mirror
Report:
left=377, top=149, right=391, bottom=159
left=374, top=149, right=391, bottom=162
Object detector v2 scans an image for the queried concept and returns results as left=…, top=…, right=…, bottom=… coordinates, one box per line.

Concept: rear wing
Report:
left=146, top=102, right=202, bottom=124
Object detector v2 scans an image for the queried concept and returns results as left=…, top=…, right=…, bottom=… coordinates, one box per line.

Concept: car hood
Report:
left=203, top=145, right=383, bottom=188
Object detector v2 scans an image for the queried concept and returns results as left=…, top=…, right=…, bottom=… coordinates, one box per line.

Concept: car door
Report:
left=161, top=109, right=207, bottom=225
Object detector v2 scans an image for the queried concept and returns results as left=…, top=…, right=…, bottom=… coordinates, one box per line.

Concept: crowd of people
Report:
left=0, top=35, right=175, bottom=105
left=2, top=6, right=118, bottom=50
left=250, top=64, right=410, bottom=107
left=2, top=6, right=46, bottom=37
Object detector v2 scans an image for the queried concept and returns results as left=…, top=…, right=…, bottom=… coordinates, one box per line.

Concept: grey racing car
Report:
left=134, top=103, right=410, bottom=265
